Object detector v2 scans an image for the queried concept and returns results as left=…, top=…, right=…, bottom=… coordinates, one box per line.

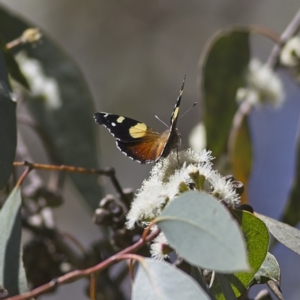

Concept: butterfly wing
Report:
left=94, top=112, right=169, bottom=163
left=117, top=129, right=171, bottom=163
left=158, top=76, right=185, bottom=158
left=169, top=75, right=185, bottom=130
left=94, top=113, right=156, bottom=142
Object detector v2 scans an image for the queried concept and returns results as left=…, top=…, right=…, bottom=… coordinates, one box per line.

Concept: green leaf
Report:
left=229, top=114, right=252, bottom=204
left=252, top=252, right=280, bottom=286
left=0, top=187, right=29, bottom=296
left=0, top=49, right=17, bottom=189
left=256, top=213, right=300, bottom=255
left=211, top=210, right=269, bottom=299
left=132, top=258, right=210, bottom=300
left=157, top=191, right=249, bottom=272
left=199, top=28, right=250, bottom=158
left=0, top=7, right=102, bottom=210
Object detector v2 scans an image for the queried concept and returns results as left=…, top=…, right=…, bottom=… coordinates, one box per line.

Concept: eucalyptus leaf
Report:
left=0, top=187, right=29, bottom=296
left=256, top=213, right=300, bottom=255
left=199, top=28, right=250, bottom=158
left=0, top=6, right=102, bottom=210
left=211, top=210, right=269, bottom=300
left=157, top=191, right=249, bottom=272
left=132, top=258, right=210, bottom=300
left=252, top=252, right=280, bottom=286
left=0, top=49, right=17, bottom=189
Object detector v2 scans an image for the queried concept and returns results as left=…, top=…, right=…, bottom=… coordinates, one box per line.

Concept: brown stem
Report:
left=5, top=37, right=23, bottom=50
left=15, top=167, right=32, bottom=188
left=7, top=230, right=160, bottom=300
left=13, top=161, right=126, bottom=201
left=142, top=220, right=159, bottom=241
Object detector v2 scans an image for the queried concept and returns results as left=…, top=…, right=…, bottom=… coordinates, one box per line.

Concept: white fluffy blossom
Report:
left=208, top=172, right=240, bottom=205
left=236, top=58, right=285, bottom=108
left=16, top=52, right=61, bottom=109
left=150, top=232, right=170, bottom=260
left=189, top=122, right=206, bottom=151
left=126, top=148, right=240, bottom=231
left=280, top=36, right=300, bottom=67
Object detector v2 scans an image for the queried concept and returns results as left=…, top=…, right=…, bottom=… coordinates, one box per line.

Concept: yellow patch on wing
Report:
left=129, top=123, right=147, bottom=138
left=172, top=107, right=179, bottom=120
left=117, top=116, right=125, bottom=123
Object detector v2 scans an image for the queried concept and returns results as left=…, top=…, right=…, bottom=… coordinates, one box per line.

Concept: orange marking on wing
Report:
left=118, top=129, right=170, bottom=163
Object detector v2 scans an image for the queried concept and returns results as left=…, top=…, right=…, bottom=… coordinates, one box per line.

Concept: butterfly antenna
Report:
left=155, top=115, right=168, bottom=128
left=179, top=102, right=197, bottom=119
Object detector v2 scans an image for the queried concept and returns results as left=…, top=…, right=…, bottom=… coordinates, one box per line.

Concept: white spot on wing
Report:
left=112, top=122, right=116, bottom=126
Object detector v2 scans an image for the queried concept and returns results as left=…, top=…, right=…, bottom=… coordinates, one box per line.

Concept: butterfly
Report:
left=93, top=77, right=185, bottom=164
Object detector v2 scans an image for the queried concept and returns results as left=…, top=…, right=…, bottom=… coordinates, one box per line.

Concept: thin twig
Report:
left=60, top=231, right=88, bottom=255
left=142, top=220, right=158, bottom=241
left=13, top=161, right=126, bottom=201
left=7, top=230, right=160, bottom=300
left=14, top=161, right=110, bottom=175
left=266, top=8, right=300, bottom=68
left=15, top=167, right=32, bottom=188
left=6, top=28, right=41, bottom=49
left=6, top=37, right=24, bottom=49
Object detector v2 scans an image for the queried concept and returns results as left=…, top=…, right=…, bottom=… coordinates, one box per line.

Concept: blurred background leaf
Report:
left=199, top=28, right=250, bottom=160
left=0, top=48, right=16, bottom=189
left=229, top=115, right=252, bottom=203
left=0, top=7, right=102, bottom=210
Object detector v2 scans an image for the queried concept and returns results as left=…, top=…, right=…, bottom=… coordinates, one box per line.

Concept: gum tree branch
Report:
left=13, top=161, right=126, bottom=202
left=7, top=229, right=160, bottom=300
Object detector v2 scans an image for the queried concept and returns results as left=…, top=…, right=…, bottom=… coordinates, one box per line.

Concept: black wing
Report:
left=94, top=113, right=160, bottom=143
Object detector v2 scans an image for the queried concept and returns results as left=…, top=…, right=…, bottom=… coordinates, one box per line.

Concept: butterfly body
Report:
left=94, top=78, right=185, bottom=164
